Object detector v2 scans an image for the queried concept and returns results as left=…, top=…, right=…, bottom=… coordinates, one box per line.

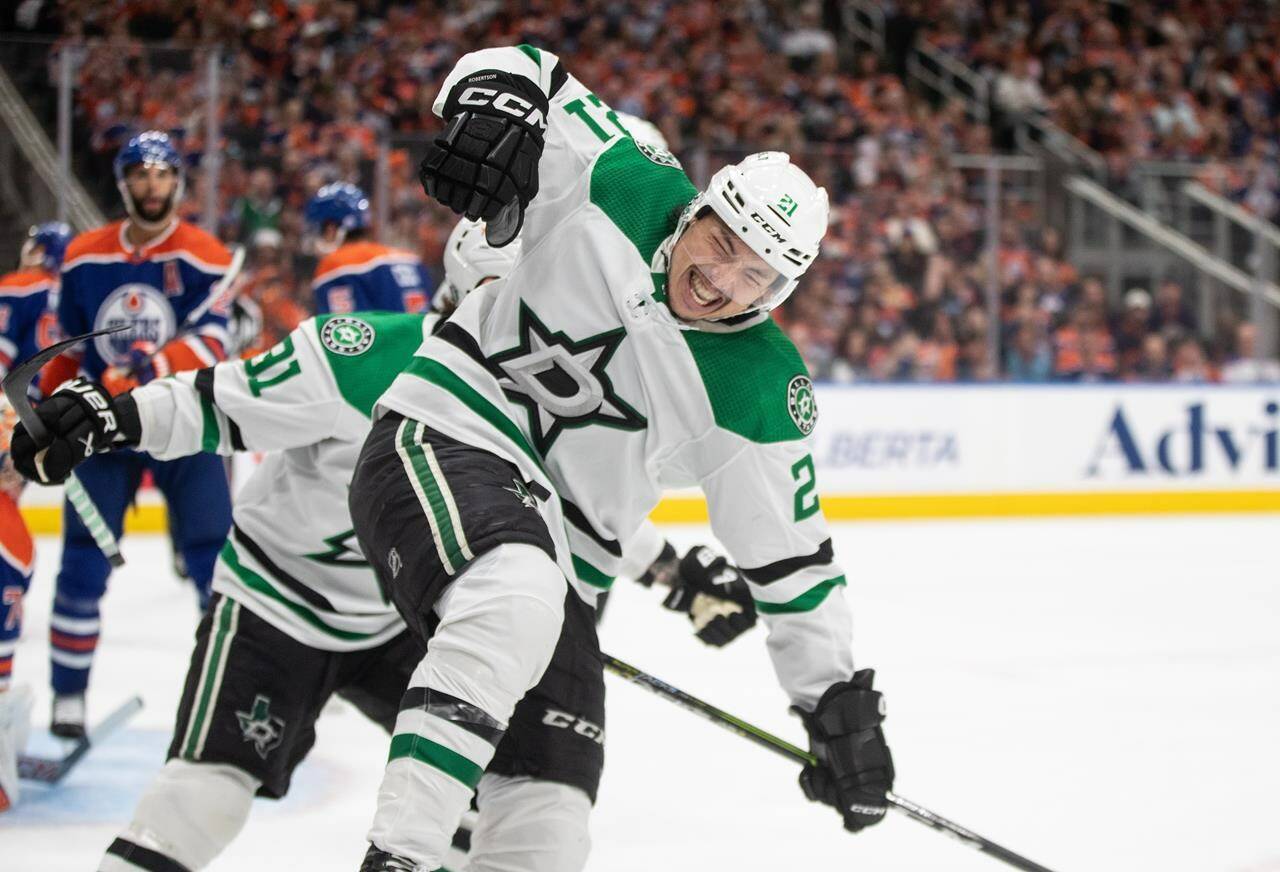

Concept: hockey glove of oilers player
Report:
left=101, top=340, right=166, bottom=396
left=662, top=546, right=758, bottom=647
left=419, top=70, right=548, bottom=246
left=10, top=378, right=140, bottom=484
left=794, top=669, right=894, bottom=832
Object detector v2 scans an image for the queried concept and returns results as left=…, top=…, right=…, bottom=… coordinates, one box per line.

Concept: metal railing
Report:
left=843, top=0, right=884, bottom=55
left=1014, top=113, right=1107, bottom=181
left=0, top=56, right=103, bottom=233
left=841, top=1, right=1106, bottom=180
left=905, top=40, right=989, bottom=124
left=1066, top=176, right=1280, bottom=358
left=1182, top=181, right=1280, bottom=253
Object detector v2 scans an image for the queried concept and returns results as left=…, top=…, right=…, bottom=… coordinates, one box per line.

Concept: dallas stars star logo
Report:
left=304, top=528, right=368, bottom=567
left=503, top=478, right=538, bottom=509
left=236, top=694, right=285, bottom=759
left=489, top=302, right=646, bottom=454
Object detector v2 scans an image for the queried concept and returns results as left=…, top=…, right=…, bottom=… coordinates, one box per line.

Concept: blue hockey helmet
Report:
left=25, top=221, right=73, bottom=271
left=113, top=130, right=184, bottom=183
left=305, top=182, right=371, bottom=233
left=114, top=131, right=185, bottom=230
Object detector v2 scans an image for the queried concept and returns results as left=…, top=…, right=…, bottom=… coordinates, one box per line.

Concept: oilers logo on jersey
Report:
left=93, top=284, right=176, bottom=364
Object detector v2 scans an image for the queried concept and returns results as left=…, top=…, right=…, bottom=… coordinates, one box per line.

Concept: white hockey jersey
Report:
left=130, top=308, right=672, bottom=652
left=133, top=312, right=434, bottom=650
left=377, top=45, right=854, bottom=708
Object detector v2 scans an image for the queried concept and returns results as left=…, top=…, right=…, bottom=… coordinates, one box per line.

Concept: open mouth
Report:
left=687, top=268, right=726, bottom=310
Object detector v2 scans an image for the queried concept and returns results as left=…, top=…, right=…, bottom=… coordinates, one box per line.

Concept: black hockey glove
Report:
left=419, top=69, right=548, bottom=246
left=794, top=670, right=894, bottom=833
left=9, top=378, right=140, bottom=484
left=663, top=545, right=758, bottom=647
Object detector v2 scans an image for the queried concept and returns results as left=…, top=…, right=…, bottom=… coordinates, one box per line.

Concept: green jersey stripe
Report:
left=402, top=357, right=546, bottom=474
left=388, top=733, right=484, bottom=789
left=516, top=43, right=541, bottom=66
left=754, top=576, right=846, bottom=615
left=571, top=554, right=615, bottom=590
left=199, top=391, right=221, bottom=453
left=219, top=541, right=378, bottom=641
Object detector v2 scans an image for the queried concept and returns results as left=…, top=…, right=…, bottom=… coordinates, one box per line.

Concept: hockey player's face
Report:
left=124, top=164, right=178, bottom=223
left=668, top=214, right=781, bottom=321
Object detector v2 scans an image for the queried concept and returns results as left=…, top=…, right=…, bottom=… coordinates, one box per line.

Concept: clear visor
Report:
left=683, top=246, right=789, bottom=310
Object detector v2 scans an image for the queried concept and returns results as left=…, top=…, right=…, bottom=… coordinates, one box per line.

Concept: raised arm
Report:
left=421, top=45, right=639, bottom=247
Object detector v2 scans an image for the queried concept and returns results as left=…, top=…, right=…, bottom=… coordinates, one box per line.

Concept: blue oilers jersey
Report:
left=58, top=220, right=234, bottom=379
left=312, top=241, right=432, bottom=314
left=0, top=267, right=59, bottom=382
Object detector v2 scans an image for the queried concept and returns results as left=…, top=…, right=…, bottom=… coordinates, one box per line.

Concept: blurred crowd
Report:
left=2, top=0, right=1275, bottom=381
left=912, top=0, right=1280, bottom=219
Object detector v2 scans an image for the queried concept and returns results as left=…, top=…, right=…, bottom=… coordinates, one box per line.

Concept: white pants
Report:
left=465, top=773, right=592, bottom=872
left=369, top=543, right=566, bottom=868
left=97, top=759, right=260, bottom=870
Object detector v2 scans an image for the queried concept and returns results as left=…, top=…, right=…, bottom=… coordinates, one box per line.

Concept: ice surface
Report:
left=4, top=516, right=1279, bottom=871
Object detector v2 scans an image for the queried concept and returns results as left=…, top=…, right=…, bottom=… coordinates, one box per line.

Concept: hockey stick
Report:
left=2, top=327, right=128, bottom=567
left=602, top=653, right=1061, bottom=872
left=177, top=244, right=245, bottom=334
left=18, top=695, right=144, bottom=784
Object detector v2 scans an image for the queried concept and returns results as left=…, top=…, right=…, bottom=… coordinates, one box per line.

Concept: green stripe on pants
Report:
left=182, top=598, right=237, bottom=758
left=387, top=733, right=484, bottom=789
left=396, top=420, right=470, bottom=574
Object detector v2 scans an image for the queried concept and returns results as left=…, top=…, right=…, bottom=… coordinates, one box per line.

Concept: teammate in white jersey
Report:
left=12, top=216, right=756, bottom=870
left=340, top=44, right=894, bottom=870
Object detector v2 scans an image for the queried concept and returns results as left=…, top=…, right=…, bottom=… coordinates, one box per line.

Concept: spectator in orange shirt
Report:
left=1054, top=302, right=1118, bottom=381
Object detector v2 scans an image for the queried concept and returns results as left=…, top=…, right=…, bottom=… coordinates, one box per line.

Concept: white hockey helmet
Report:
left=435, top=218, right=523, bottom=312
left=616, top=112, right=669, bottom=150
left=678, top=152, right=829, bottom=314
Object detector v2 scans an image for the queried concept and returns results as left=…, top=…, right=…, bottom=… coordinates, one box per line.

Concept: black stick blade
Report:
left=1, top=326, right=127, bottom=444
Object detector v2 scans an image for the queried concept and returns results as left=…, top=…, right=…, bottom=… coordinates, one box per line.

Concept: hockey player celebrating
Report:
left=307, top=182, right=434, bottom=314
left=35, top=131, right=235, bottom=738
left=335, top=45, right=894, bottom=870
left=0, top=221, right=71, bottom=810
left=11, top=213, right=756, bottom=869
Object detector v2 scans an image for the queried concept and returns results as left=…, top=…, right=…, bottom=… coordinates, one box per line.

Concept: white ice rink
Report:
left=4, top=515, right=1279, bottom=872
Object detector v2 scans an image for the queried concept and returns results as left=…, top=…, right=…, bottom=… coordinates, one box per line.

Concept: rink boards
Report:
left=18, top=383, right=1280, bottom=530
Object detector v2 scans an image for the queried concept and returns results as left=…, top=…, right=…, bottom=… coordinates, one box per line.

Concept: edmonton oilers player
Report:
left=40, top=131, right=234, bottom=737
left=0, top=222, right=68, bottom=381
left=0, top=222, right=69, bottom=810
left=307, top=182, right=433, bottom=314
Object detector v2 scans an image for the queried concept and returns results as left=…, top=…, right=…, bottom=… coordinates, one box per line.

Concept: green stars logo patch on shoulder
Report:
left=787, top=375, right=818, bottom=435
left=635, top=141, right=682, bottom=170
left=321, top=317, right=375, bottom=356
